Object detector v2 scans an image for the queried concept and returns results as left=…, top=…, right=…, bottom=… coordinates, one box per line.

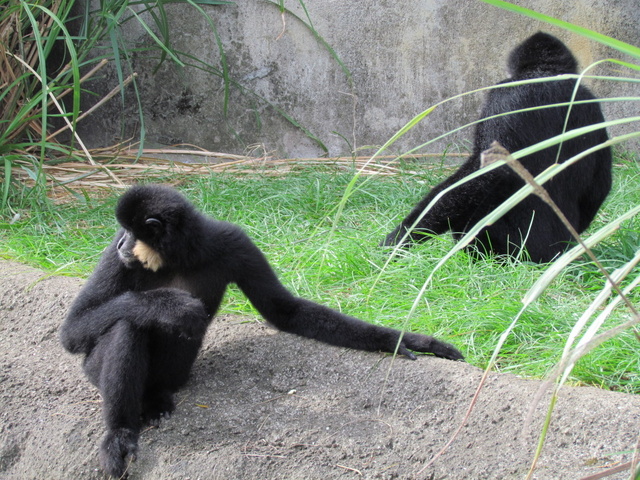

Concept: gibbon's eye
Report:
left=145, top=217, right=163, bottom=230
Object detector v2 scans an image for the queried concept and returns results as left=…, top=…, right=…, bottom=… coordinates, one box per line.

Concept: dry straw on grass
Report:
left=13, top=144, right=467, bottom=197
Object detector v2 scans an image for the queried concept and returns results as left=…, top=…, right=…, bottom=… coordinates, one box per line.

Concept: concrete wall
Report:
left=80, top=0, right=640, bottom=158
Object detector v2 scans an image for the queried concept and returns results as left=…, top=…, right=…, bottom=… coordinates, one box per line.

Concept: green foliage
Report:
left=1, top=0, right=349, bottom=215
left=1, top=0, right=231, bottom=213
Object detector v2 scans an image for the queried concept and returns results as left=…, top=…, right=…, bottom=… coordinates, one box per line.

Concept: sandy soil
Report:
left=0, top=259, right=638, bottom=480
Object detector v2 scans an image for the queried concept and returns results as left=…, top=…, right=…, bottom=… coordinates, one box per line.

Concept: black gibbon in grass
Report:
left=383, top=32, right=612, bottom=263
left=60, top=184, right=463, bottom=478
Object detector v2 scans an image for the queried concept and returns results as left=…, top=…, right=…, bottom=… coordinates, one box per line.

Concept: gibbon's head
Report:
left=115, top=184, right=198, bottom=272
left=507, top=31, right=578, bottom=78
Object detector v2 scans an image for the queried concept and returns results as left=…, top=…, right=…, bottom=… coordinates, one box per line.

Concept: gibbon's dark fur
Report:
left=383, top=32, right=612, bottom=262
left=60, top=184, right=463, bottom=478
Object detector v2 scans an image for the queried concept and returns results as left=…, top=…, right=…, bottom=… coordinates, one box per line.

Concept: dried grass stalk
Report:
left=11, top=150, right=466, bottom=200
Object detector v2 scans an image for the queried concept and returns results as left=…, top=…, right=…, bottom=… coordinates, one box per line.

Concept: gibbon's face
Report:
left=115, top=184, right=197, bottom=272
left=116, top=222, right=165, bottom=273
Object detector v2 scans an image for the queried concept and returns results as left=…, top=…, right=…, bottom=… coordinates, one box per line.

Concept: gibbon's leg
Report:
left=141, top=331, right=203, bottom=425
left=85, top=321, right=149, bottom=478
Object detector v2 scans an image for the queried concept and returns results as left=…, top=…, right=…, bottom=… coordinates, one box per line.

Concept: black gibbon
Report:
left=383, top=32, right=612, bottom=262
left=61, top=184, right=463, bottom=478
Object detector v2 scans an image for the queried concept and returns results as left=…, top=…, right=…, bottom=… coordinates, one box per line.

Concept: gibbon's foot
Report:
left=142, top=390, right=176, bottom=427
left=100, top=428, right=138, bottom=478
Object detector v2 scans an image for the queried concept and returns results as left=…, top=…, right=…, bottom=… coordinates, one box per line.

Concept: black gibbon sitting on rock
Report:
left=60, top=184, right=463, bottom=478
left=383, top=32, right=612, bottom=262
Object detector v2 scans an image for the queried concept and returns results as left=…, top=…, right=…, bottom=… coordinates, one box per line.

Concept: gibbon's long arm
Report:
left=226, top=227, right=463, bottom=361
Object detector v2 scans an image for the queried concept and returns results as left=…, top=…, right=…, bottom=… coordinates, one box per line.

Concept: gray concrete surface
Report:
left=78, top=0, right=640, bottom=158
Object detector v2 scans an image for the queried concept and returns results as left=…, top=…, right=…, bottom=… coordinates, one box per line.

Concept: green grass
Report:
left=2, top=157, right=639, bottom=393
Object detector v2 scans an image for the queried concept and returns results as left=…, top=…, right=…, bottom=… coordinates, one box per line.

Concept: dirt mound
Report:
left=0, top=260, right=637, bottom=479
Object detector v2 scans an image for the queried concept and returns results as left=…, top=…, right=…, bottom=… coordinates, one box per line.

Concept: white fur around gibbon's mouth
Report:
left=132, top=240, right=164, bottom=272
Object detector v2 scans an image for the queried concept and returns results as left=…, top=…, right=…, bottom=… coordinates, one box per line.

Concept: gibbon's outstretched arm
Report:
left=226, top=227, right=462, bottom=360
left=382, top=155, right=502, bottom=247
left=61, top=183, right=462, bottom=479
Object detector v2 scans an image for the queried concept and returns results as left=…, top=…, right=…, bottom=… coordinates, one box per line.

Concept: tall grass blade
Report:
left=524, top=204, right=640, bottom=305
left=263, top=0, right=352, bottom=86
left=184, top=0, right=230, bottom=114
left=127, top=7, right=184, bottom=66
left=481, top=0, right=640, bottom=60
